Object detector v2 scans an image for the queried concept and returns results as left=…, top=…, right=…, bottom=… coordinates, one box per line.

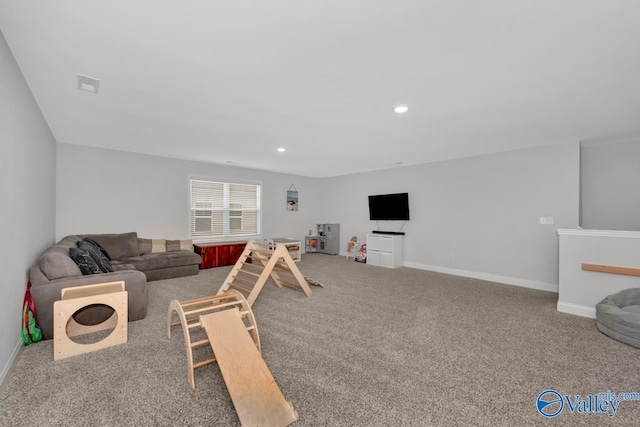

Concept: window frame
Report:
left=228, top=202, right=243, bottom=231
left=188, top=176, right=262, bottom=243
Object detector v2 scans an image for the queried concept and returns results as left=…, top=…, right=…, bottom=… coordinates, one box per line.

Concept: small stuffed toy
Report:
left=347, top=236, right=358, bottom=253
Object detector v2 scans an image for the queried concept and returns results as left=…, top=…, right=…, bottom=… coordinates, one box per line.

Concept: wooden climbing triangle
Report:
left=217, top=239, right=313, bottom=306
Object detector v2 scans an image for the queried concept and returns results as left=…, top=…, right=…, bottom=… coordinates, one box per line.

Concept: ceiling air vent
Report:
left=77, top=74, right=100, bottom=94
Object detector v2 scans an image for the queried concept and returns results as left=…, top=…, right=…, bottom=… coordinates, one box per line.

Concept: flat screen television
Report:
left=368, top=193, right=410, bottom=221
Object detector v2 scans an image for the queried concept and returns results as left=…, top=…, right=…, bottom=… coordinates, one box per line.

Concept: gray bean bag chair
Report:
left=596, top=287, right=640, bottom=348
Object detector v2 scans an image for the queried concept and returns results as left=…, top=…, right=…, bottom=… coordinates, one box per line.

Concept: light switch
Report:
left=539, top=217, right=554, bottom=225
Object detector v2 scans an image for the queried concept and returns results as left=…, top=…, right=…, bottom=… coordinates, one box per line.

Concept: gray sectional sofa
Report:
left=29, top=232, right=201, bottom=340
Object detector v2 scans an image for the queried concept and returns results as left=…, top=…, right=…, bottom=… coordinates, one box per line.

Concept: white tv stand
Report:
left=366, top=234, right=403, bottom=268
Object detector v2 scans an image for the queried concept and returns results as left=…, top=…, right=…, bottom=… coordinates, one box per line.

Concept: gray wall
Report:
left=320, top=142, right=580, bottom=288
left=56, top=143, right=323, bottom=242
left=0, top=30, right=56, bottom=384
left=58, top=141, right=579, bottom=289
left=581, top=140, right=640, bottom=231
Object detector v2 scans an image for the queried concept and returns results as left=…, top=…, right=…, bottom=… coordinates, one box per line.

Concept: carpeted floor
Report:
left=1, top=254, right=639, bottom=426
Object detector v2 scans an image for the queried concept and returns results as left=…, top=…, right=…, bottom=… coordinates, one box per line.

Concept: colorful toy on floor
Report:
left=22, top=281, right=42, bottom=345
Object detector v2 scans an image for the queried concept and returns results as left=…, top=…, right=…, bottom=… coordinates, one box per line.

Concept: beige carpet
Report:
left=1, top=254, right=639, bottom=426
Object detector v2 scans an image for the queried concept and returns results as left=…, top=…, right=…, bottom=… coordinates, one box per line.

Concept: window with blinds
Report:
left=189, top=179, right=261, bottom=240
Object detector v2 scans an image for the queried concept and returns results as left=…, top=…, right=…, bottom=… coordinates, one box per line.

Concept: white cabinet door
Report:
left=378, top=237, right=393, bottom=252
left=379, top=251, right=393, bottom=268
left=367, top=237, right=381, bottom=251
left=367, top=250, right=380, bottom=266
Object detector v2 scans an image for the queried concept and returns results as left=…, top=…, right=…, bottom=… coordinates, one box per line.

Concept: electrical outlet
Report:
left=539, top=217, right=554, bottom=225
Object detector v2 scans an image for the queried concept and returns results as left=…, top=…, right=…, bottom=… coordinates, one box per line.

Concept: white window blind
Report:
left=189, top=179, right=261, bottom=240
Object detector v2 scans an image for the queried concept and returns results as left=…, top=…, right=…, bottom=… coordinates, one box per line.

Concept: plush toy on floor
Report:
left=346, top=236, right=358, bottom=260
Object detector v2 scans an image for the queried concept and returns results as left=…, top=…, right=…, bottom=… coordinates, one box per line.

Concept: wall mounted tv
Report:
left=368, top=193, right=410, bottom=221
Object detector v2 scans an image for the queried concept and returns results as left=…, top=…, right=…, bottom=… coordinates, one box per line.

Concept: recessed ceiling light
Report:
left=277, top=147, right=286, bottom=152
left=394, top=105, right=409, bottom=114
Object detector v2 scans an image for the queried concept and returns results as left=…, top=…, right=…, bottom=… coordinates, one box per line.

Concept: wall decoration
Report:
left=287, top=184, right=298, bottom=211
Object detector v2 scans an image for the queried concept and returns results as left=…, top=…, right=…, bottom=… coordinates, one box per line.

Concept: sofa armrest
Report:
left=29, top=265, right=49, bottom=286
left=31, top=270, right=148, bottom=340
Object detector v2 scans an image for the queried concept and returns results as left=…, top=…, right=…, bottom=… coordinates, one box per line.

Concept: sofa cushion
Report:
left=138, top=238, right=152, bottom=255
left=77, top=240, right=113, bottom=273
left=121, top=251, right=201, bottom=271
left=111, top=261, right=137, bottom=271
left=166, top=240, right=180, bottom=252
left=68, top=247, right=102, bottom=275
left=151, top=239, right=166, bottom=253
left=81, top=232, right=139, bottom=260
left=38, top=246, right=82, bottom=280
left=56, top=235, right=81, bottom=249
left=180, top=239, right=193, bottom=251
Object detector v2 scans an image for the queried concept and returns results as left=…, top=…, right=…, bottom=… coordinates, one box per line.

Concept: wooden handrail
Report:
left=581, top=263, right=640, bottom=277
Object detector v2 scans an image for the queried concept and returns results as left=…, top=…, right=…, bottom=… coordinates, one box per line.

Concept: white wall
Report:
left=320, top=142, right=580, bottom=289
left=581, top=140, right=640, bottom=231
left=557, top=229, right=640, bottom=318
left=0, top=30, right=56, bottom=385
left=56, top=143, right=323, bottom=242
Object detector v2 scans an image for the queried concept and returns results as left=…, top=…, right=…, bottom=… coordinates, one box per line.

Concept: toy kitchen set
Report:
left=306, top=223, right=340, bottom=255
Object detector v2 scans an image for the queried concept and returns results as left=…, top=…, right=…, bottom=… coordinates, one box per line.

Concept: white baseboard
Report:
left=0, top=339, right=23, bottom=391
left=403, top=261, right=558, bottom=293
left=557, top=302, right=596, bottom=319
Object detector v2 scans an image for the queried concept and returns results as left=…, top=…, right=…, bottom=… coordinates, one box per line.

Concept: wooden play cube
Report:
left=53, top=281, right=128, bottom=361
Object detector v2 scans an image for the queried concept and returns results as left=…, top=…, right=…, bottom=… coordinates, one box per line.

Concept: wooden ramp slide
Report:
left=167, top=290, right=259, bottom=391
left=218, top=239, right=313, bottom=306
left=201, top=309, right=298, bottom=427
left=167, top=290, right=298, bottom=426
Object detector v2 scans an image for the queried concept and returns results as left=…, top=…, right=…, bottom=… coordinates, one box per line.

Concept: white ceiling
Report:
left=2, top=1, right=640, bottom=178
